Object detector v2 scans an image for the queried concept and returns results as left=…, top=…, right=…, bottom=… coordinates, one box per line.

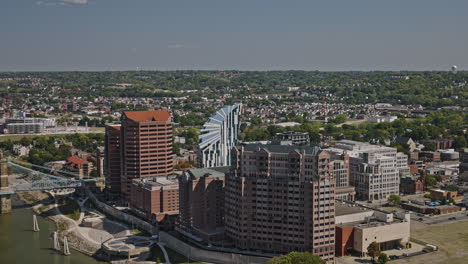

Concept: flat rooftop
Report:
left=132, top=176, right=178, bottom=191
left=337, top=217, right=407, bottom=229
left=186, top=166, right=229, bottom=179
left=335, top=203, right=372, bottom=216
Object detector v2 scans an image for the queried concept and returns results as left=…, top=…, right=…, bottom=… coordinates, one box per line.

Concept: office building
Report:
left=5, top=117, right=56, bottom=128
left=120, top=110, right=173, bottom=199
left=421, top=139, right=454, bottom=150
left=105, top=125, right=122, bottom=197
left=335, top=203, right=410, bottom=257
left=329, top=140, right=409, bottom=201
left=273, top=131, right=310, bottom=146
left=331, top=153, right=355, bottom=201
left=198, top=104, right=241, bottom=168
left=129, top=176, right=179, bottom=222
left=5, top=123, right=44, bottom=134
left=178, top=167, right=229, bottom=245
left=224, top=144, right=336, bottom=262
left=399, top=177, right=424, bottom=194
left=1, top=118, right=56, bottom=134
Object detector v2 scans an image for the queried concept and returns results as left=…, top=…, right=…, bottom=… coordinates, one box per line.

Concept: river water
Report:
left=0, top=196, right=106, bottom=264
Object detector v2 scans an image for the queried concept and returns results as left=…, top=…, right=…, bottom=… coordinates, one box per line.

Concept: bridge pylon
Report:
left=0, top=156, right=12, bottom=214
left=33, top=214, right=40, bottom=232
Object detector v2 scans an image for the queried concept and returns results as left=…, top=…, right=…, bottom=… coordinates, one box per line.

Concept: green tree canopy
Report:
left=367, top=241, right=381, bottom=262
left=378, top=252, right=389, bottom=264
left=387, top=194, right=401, bottom=206
left=268, top=252, right=325, bottom=264
left=330, top=114, right=348, bottom=124
left=424, top=174, right=438, bottom=187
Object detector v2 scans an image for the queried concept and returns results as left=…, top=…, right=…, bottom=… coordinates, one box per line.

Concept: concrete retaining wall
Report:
left=85, top=188, right=158, bottom=235
left=160, top=231, right=270, bottom=264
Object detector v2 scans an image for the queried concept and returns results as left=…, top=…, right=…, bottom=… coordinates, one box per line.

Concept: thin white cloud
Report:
left=37, top=0, right=89, bottom=7
left=64, top=0, right=89, bottom=4
left=167, top=44, right=188, bottom=49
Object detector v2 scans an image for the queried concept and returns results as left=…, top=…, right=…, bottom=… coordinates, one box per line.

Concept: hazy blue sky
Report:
left=0, top=0, right=467, bottom=71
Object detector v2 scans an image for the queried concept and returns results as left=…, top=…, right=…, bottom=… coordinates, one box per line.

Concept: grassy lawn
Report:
left=131, top=228, right=150, bottom=237
left=393, top=220, right=468, bottom=264
left=19, top=192, right=39, bottom=203
left=58, top=198, right=81, bottom=221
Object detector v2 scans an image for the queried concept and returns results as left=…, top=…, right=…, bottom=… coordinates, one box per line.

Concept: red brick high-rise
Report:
left=178, top=167, right=228, bottom=245
left=225, top=144, right=336, bottom=263
left=120, top=110, right=173, bottom=199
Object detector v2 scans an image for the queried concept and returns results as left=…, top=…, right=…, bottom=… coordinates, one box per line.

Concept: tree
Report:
left=387, top=194, right=401, bottom=206
left=454, top=136, right=467, bottom=150
left=268, top=251, right=325, bottom=264
left=367, top=241, right=381, bottom=263
left=422, top=142, right=437, bottom=151
left=330, top=114, right=348, bottom=124
left=172, top=143, right=181, bottom=155
left=394, top=143, right=410, bottom=153
left=19, top=137, right=33, bottom=146
left=424, top=174, right=438, bottom=187
left=442, top=185, right=458, bottom=192
left=250, top=117, right=262, bottom=126
left=378, top=252, right=389, bottom=264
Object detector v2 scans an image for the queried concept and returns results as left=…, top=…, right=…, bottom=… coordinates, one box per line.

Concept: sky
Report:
left=0, top=0, right=467, bottom=71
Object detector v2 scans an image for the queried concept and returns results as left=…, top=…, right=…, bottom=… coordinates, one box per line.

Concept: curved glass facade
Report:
left=198, top=104, right=242, bottom=168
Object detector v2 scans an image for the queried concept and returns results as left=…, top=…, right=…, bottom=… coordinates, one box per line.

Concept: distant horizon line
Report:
left=0, top=69, right=464, bottom=73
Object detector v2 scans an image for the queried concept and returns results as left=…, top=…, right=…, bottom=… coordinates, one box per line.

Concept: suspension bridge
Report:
left=0, top=158, right=103, bottom=213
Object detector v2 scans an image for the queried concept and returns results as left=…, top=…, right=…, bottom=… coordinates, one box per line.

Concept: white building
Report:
left=6, top=123, right=44, bottom=134
left=198, top=104, right=242, bottom=168
left=329, top=140, right=409, bottom=201
left=12, top=144, right=31, bottom=156
left=272, top=121, right=301, bottom=128
left=336, top=203, right=411, bottom=256
left=367, top=116, right=397, bottom=123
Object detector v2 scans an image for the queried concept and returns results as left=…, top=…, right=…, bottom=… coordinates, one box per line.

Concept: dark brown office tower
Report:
left=120, top=110, right=173, bottom=199
left=178, top=167, right=228, bottom=245
left=105, top=125, right=122, bottom=197
left=225, top=144, right=336, bottom=263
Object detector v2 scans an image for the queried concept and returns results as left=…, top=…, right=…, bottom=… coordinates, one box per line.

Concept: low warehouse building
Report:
left=335, top=203, right=411, bottom=257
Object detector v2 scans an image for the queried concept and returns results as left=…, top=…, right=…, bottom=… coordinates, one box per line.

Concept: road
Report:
left=0, top=126, right=104, bottom=138
left=412, top=210, right=468, bottom=225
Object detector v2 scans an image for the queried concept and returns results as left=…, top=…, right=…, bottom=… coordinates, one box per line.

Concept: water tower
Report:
left=451, top=65, right=458, bottom=73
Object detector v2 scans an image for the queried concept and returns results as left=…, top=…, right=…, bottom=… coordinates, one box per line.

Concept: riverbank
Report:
left=17, top=191, right=106, bottom=259
left=0, top=195, right=105, bottom=264
left=17, top=190, right=164, bottom=264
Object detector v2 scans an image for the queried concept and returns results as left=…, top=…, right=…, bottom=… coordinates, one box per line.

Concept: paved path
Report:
left=45, top=194, right=102, bottom=251
left=157, top=242, right=172, bottom=264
